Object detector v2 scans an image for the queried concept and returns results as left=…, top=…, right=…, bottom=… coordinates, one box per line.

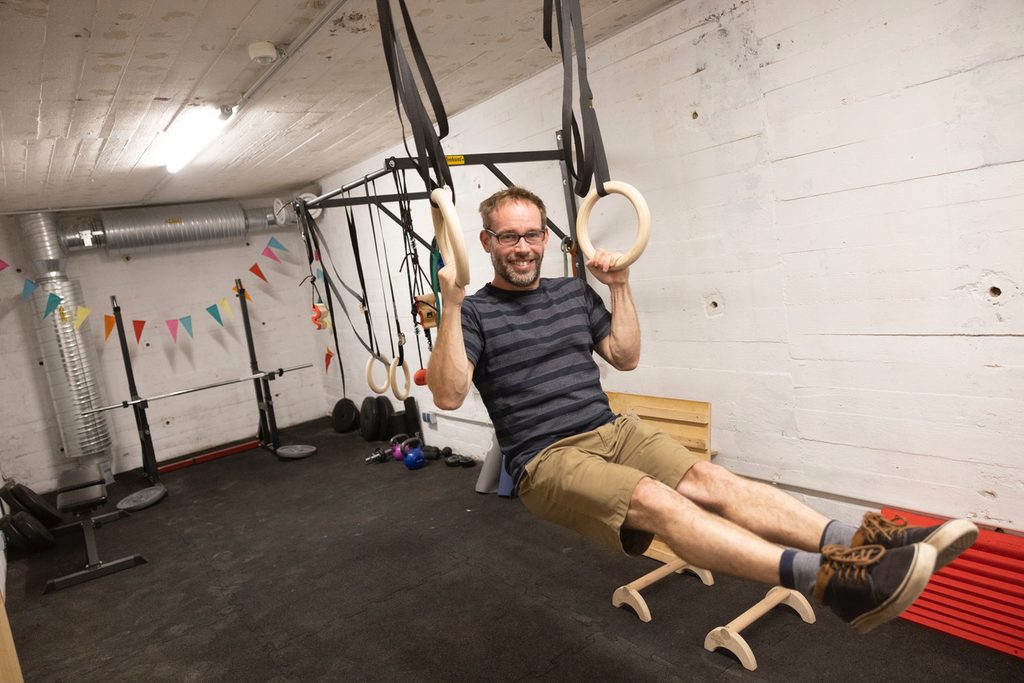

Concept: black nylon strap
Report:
left=298, top=206, right=346, bottom=396
left=544, top=0, right=611, bottom=197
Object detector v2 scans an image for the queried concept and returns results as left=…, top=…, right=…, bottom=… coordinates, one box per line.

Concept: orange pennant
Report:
left=232, top=284, right=254, bottom=303
left=324, top=348, right=334, bottom=372
left=104, top=315, right=116, bottom=341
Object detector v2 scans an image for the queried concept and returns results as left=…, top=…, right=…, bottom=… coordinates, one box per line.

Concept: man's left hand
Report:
left=586, top=248, right=630, bottom=286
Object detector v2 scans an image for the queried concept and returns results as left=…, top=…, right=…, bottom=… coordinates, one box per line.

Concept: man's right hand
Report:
left=437, top=261, right=466, bottom=307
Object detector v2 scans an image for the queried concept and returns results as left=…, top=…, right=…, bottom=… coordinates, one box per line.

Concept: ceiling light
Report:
left=161, top=105, right=234, bottom=174
left=248, top=41, right=279, bottom=66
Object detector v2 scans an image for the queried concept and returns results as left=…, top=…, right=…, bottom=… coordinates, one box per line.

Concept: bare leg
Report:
left=676, top=461, right=829, bottom=552
left=624, top=477, right=782, bottom=584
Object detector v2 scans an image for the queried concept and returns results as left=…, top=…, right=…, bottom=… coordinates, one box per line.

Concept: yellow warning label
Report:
left=446, top=155, right=466, bottom=166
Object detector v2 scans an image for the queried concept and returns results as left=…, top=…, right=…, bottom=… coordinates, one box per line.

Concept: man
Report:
left=427, top=186, right=977, bottom=633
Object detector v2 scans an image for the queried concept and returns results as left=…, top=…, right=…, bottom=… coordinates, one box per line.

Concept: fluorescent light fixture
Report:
left=163, top=105, right=234, bottom=173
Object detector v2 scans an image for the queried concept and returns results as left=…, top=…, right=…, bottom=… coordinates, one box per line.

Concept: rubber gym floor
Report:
left=5, top=417, right=1020, bottom=682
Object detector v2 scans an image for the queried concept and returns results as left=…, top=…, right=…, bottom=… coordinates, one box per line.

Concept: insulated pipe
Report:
left=19, top=212, right=113, bottom=459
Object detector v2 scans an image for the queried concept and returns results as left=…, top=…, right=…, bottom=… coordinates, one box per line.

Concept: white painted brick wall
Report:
left=0, top=211, right=325, bottom=492
left=317, top=0, right=1023, bottom=530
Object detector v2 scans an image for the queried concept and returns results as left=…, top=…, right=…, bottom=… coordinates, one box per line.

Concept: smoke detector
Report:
left=248, top=41, right=279, bottom=66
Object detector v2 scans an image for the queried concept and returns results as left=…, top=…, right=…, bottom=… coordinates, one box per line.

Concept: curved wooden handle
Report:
left=430, top=186, right=470, bottom=287
left=575, top=181, right=651, bottom=271
left=366, top=354, right=390, bottom=394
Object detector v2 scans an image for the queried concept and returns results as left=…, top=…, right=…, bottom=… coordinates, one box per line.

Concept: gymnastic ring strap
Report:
left=430, top=186, right=470, bottom=287
left=575, top=181, right=651, bottom=271
left=366, top=354, right=391, bottom=394
left=388, top=356, right=411, bottom=401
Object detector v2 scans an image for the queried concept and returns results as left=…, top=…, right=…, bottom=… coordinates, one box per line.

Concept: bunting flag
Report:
left=104, top=315, right=116, bottom=341
left=58, top=305, right=69, bottom=323
left=219, top=297, right=232, bottom=318
left=132, top=320, right=146, bottom=344
left=233, top=284, right=254, bottom=302
left=206, top=304, right=223, bottom=326
left=74, top=306, right=91, bottom=330
left=0, top=258, right=9, bottom=272
left=324, top=348, right=334, bottom=372
left=314, top=248, right=321, bottom=262
left=43, top=293, right=62, bottom=319
left=262, top=246, right=281, bottom=263
left=166, top=319, right=179, bottom=343
left=315, top=267, right=324, bottom=283
left=248, top=263, right=268, bottom=283
left=267, top=236, right=288, bottom=253
left=180, top=315, right=193, bottom=338
left=22, top=278, right=39, bottom=300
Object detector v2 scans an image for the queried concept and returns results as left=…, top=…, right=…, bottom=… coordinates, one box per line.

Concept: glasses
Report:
left=485, top=228, right=547, bottom=247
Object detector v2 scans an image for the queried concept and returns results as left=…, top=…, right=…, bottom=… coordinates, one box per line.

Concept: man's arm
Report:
left=589, top=249, right=641, bottom=371
left=426, top=262, right=475, bottom=410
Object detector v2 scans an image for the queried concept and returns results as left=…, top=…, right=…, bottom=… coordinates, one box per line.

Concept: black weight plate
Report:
left=359, top=397, right=379, bottom=441
left=11, top=511, right=54, bottom=550
left=0, top=481, right=25, bottom=515
left=0, top=514, right=30, bottom=553
left=11, top=482, right=62, bottom=527
left=332, top=398, right=359, bottom=433
left=375, top=396, right=392, bottom=441
left=403, top=396, right=421, bottom=438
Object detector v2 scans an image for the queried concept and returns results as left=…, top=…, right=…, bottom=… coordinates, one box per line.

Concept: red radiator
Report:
left=883, top=508, right=1024, bottom=660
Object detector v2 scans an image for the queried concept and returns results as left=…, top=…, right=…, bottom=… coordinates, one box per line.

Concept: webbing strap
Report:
left=342, top=198, right=380, bottom=357
left=377, top=0, right=452, bottom=194
left=543, top=0, right=611, bottom=197
left=298, top=206, right=348, bottom=396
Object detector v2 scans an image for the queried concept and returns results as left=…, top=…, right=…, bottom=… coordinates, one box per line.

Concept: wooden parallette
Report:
left=703, top=587, right=816, bottom=671
left=606, top=391, right=712, bottom=459
left=612, top=543, right=715, bottom=622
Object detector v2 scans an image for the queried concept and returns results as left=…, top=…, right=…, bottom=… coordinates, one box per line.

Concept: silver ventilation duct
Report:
left=20, top=212, right=113, bottom=460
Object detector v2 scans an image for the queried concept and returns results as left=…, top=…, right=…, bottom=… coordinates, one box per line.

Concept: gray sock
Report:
left=820, top=519, right=857, bottom=549
left=791, top=550, right=823, bottom=597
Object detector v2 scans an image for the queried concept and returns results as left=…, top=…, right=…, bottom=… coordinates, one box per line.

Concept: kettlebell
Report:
left=403, top=447, right=425, bottom=470
left=389, top=433, right=409, bottom=461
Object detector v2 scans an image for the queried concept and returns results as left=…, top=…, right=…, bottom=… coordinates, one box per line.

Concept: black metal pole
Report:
left=110, top=296, right=161, bottom=484
left=235, top=280, right=280, bottom=451
left=556, top=130, right=587, bottom=280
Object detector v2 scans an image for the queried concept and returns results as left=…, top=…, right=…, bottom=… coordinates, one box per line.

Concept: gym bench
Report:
left=45, top=474, right=146, bottom=593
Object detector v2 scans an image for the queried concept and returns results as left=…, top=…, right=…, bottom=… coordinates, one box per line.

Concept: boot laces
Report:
left=861, top=511, right=908, bottom=542
left=822, top=543, right=885, bottom=582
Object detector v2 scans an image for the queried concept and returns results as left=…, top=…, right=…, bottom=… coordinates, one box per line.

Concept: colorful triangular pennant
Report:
left=132, top=320, right=146, bottom=344
left=104, top=315, right=116, bottom=341
left=0, top=258, right=9, bottom=272
left=324, top=348, right=334, bottom=372
left=262, top=246, right=281, bottom=263
left=267, top=236, right=288, bottom=253
left=248, top=263, right=268, bottom=283
left=206, top=304, right=223, bottom=326
left=166, top=319, right=179, bottom=343
left=22, top=278, right=39, bottom=300
left=219, top=297, right=232, bottom=318
left=233, top=284, right=254, bottom=302
left=43, top=293, right=62, bottom=319
left=74, top=306, right=91, bottom=330
left=180, top=315, right=193, bottom=338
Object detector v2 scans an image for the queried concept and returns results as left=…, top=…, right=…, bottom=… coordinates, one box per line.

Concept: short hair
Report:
left=478, top=186, right=547, bottom=232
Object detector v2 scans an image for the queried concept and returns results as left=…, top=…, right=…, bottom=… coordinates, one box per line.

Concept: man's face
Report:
left=481, top=201, right=549, bottom=290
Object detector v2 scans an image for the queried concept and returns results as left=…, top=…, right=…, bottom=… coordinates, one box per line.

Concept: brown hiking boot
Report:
left=814, top=543, right=936, bottom=634
left=852, top=512, right=978, bottom=570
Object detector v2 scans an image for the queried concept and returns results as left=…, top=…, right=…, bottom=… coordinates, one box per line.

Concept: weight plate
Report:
left=0, top=481, right=25, bottom=515
left=11, top=511, right=54, bottom=550
left=375, top=396, right=392, bottom=441
left=11, top=482, right=62, bottom=527
left=332, top=398, right=359, bottom=433
left=276, top=444, right=317, bottom=460
left=116, top=484, right=167, bottom=512
left=0, top=514, right=30, bottom=553
left=359, top=397, right=379, bottom=441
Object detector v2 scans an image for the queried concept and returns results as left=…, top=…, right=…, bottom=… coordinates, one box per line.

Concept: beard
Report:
left=491, top=249, right=544, bottom=288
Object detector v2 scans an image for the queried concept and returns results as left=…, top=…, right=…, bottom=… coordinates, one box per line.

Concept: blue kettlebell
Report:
left=403, top=447, right=425, bottom=470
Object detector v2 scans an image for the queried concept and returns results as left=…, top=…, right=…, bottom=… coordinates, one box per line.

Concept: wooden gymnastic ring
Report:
left=366, top=354, right=390, bottom=394
left=388, top=356, right=411, bottom=400
left=575, top=181, right=651, bottom=271
left=430, top=186, right=470, bottom=287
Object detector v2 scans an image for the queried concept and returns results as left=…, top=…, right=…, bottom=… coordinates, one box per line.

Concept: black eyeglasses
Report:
left=484, top=228, right=547, bottom=247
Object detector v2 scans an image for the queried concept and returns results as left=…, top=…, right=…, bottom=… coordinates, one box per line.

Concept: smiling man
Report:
left=426, top=186, right=977, bottom=634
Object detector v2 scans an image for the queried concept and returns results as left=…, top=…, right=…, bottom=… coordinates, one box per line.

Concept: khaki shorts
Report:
left=518, top=414, right=701, bottom=555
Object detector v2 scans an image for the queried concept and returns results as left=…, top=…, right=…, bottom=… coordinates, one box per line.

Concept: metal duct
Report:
left=20, top=213, right=112, bottom=459
left=98, top=201, right=271, bottom=252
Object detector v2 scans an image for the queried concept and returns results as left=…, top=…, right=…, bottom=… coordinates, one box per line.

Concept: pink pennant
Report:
left=0, top=258, right=9, bottom=272
left=262, top=246, right=281, bottom=263
left=166, top=319, right=179, bottom=343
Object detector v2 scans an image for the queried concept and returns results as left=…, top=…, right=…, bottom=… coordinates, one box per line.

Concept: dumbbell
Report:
left=442, top=446, right=476, bottom=468
left=365, top=447, right=390, bottom=464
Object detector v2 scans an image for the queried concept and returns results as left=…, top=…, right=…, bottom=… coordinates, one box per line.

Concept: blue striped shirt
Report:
left=461, top=277, right=615, bottom=482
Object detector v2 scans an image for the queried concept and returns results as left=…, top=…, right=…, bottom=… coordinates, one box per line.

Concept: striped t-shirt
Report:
left=461, top=277, right=616, bottom=483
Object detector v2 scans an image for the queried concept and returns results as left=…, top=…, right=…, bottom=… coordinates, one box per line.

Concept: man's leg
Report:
left=674, top=460, right=831, bottom=552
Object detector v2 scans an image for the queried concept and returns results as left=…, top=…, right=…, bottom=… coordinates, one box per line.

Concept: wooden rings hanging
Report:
left=430, top=186, right=470, bottom=287
left=366, top=353, right=412, bottom=400
left=574, top=181, right=651, bottom=271
left=388, top=356, right=411, bottom=400
left=366, top=354, right=390, bottom=394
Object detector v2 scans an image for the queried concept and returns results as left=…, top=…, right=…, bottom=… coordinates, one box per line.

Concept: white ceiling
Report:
left=0, top=0, right=677, bottom=214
